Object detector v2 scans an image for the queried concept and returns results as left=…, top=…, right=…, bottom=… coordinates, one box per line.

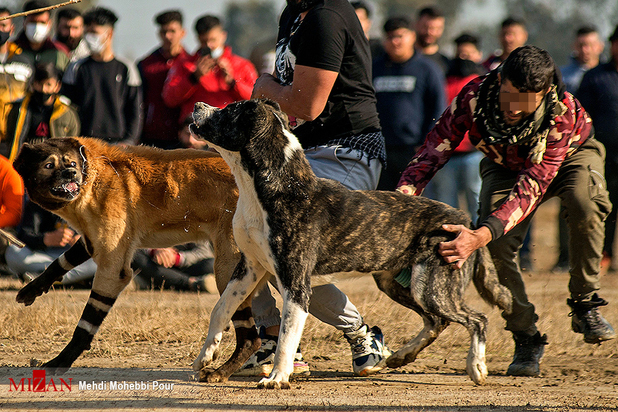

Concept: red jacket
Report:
left=138, top=47, right=190, bottom=144
left=445, top=73, right=479, bottom=153
left=162, top=46, right=258, bottom=121
left=399, top=74, right=592, bottom=239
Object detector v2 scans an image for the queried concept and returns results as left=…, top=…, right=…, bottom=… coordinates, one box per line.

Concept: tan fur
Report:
left=14, top=137, right=263, bottom=377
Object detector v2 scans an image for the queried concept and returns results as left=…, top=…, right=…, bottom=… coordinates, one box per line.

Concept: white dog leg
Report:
left=193, top=263, right=266, bottom=372
left=258, top=289, right=308, bottom=389
left=466, top=331, right=488, bottom=385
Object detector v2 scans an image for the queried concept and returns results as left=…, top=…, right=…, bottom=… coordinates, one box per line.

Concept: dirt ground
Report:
left=0, top=199, right=617, bottom=411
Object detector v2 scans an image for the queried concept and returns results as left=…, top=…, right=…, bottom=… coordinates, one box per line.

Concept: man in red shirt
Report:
left=162, top=15, right=258, bottom=121
left=137, top=10, right=189, bottom=149
left=399, top=45, right=615, bottom=377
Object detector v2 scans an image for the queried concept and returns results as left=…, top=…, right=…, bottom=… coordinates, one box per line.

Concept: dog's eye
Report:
left=44, top=162, right=53, bottom=169
left=70, top=161, right=77, bottom=167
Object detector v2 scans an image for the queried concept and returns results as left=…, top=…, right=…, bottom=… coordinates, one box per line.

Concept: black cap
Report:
left=609, top=25, right=618, bottom=42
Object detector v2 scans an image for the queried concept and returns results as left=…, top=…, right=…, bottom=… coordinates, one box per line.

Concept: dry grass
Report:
left=0, top=199, right=616, bottom=380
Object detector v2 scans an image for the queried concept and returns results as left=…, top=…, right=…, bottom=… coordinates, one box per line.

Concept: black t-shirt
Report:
left=275, top=0, right=380, bottom=146
left=62, top=56, right=142, bottom=144
left=26, top=101, right=53, bottom=145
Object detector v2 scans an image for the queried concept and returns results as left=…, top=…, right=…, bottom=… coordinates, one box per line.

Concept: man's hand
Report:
left=44, top=227, right=77, bottom=248
left=152, top=248, right=179, bottom=268
left=438, top=225, right=493, bottom=269
left=194, top=55, right=216, bottom=78
left=216, top=58, right=235, bottom=85
left=251, top=73, right=278, bottom=99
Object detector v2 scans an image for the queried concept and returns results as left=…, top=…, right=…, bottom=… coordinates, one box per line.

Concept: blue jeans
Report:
left=5, top=244, right=97, bottom=285
left=423, top=151, right=483, bottom=223
left=252, top=145, right=382, bottom=334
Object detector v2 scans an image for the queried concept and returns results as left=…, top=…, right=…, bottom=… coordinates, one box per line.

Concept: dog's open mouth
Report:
left=51, top=182, right=80, bottom=198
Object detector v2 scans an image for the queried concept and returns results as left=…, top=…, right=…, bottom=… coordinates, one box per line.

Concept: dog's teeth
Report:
left=63, top=182, right=79, bottom=193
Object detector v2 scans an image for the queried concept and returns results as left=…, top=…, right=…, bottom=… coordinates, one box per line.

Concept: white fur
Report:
left=194, top=263, right=268, bottom=372
left=259, top=290, right=308, bottom=389
left=215, top=147, right=278, bottom=274
left=77, top=319, right=99, bottom=335
left=466, top=334, right=487, bottom=385
left=282, top=129, right=303, bottom=163
left=87, top=297, right=112, bottom=312
left=58, top=254, right=75, bottom=271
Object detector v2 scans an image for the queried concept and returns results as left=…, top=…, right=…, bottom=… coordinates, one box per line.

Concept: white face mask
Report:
left=84, top=32, right=107, bottom=54
left=210, top=46, right=224, bottom=59
left=25, top=22, right=50, bottom=43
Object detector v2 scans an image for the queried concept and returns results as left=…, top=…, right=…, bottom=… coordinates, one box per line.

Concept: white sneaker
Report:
left=345, top=324, right=392, bottom=376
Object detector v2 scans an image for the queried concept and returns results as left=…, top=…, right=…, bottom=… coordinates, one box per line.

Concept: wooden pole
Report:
left=0, top=0, right=82, bottom=21
left=0, top=228, right=25, bottom=248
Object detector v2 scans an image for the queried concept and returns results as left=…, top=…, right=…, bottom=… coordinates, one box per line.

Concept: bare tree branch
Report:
left=0, top=0, right=82, bottom=22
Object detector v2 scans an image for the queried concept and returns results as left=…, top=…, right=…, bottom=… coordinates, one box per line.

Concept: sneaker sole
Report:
left=356, top=357, right=388, bottom=377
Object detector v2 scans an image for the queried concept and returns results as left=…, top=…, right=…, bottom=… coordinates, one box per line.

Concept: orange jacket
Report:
left=0, top=154, right=24, bottom=228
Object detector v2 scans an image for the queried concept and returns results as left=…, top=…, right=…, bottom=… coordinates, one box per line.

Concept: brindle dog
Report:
left=190, top=99, right=512, bottom=389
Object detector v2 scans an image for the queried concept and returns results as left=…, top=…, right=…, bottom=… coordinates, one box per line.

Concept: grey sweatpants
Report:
left=251, top=145, right=382, bottom=334
left=479, top=138, right=611, bottom=335
left=6, top=244, right=97, bottom=285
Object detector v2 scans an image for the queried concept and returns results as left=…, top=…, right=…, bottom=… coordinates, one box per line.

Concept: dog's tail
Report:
left=472, top=246, right=513, bottom=314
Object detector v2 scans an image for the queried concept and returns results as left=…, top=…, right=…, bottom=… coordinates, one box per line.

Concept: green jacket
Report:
left=3, top=94, right=80, bottom=162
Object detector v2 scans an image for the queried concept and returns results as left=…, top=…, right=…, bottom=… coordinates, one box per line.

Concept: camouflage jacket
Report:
left=398, top=75, right=593, bottom=239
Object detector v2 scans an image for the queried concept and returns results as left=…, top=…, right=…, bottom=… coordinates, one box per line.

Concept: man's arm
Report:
left=252, top=65, right=338, bottom=121
left=162, top=59, right=199, bottom=108
left=396, top=81, right=474, bottom=194
left=121, top=84, right=143, bottom=144
left=0, top=161, right=24, bottom=228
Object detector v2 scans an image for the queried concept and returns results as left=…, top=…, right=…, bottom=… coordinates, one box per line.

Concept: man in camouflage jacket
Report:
left=398, top=45, right=615, bottom=377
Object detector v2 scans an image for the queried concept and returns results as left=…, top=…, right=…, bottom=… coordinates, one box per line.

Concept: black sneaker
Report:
left=567, top=294, right=617, bottom=344
left=506, top=331, right=548, bottom=377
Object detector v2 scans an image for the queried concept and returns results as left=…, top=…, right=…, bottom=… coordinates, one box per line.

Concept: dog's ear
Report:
left=13, top=143, right=41, bottom=180
left=52, top=136, right=83, bottom=152
left=261, top=98, right=281, bottom=112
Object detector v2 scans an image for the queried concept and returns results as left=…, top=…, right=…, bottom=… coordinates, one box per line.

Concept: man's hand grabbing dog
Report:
left=439, top=225, right=493, bottom=269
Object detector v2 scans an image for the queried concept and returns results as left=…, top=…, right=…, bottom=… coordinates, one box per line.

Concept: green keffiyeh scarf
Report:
left=474, top=69, right=566, bottom=164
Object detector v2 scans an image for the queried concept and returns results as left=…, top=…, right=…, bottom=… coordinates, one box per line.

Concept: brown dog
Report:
left=13, top=137, right=261, bottom=377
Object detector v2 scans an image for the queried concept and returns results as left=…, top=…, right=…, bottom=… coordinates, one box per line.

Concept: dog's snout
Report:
left=192, top=102, right=219, bottom=126
left=61, top=168, right=77, bottom=179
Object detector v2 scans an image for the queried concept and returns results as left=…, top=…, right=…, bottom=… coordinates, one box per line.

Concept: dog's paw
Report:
left=467, top=359, right=488, bottom=385
left=16, top=282, right=47, bottom=306
left=257, top=369, right=292, bottom=389
left=192, top=348, right=220, bottom=372
left=257, top=377, right=291, bottom=390
left=385, top=351, right=415, bottom=369
left=198, top=368, right=228, bottom=383
left=41, top=360, right=69, bottom=376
